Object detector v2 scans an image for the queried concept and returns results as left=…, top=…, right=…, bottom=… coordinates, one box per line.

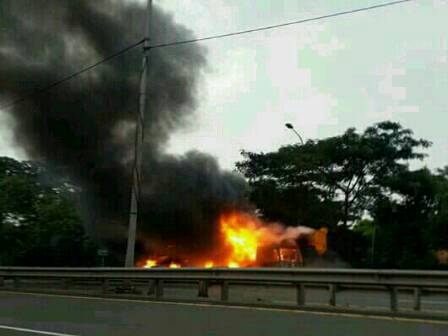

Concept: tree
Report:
left=370, top=168, right=444, bottom=268
left=0, top=157, right=97, bottom=266
left=429, top=167, right=448, bottom=251
left=236, top=122, right=433, bottom=267
left=236, top=150, right=342, bottom=228
left=237, top=121, right=430, bottom=228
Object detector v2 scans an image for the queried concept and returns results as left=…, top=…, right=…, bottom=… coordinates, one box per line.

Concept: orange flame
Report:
left=169, top=263, right=181, bottom=269
left=228, top=261, right=240, bottom=268
left=143, top=259, right=158, bottom=268
left=138, top=211, right=327, bottom=268
left=220, top=212, right=261, bottom=267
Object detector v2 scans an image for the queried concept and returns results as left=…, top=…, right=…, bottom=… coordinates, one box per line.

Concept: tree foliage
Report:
left=371, top=168, right=448, bottom=269
left=0, top=157, right=97, bottom=266
left=237, top=122, right=446, bottom=268
left=237, top=122, right=430, bottom=226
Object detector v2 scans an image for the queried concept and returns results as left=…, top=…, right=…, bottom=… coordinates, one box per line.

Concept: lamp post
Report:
left=285, top=122, right=305, bottom=227
left=285, top=123, right=304, bottom=145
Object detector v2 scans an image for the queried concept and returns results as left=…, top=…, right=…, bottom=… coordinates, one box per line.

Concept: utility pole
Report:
left=125, top=0, right=152, bottom=268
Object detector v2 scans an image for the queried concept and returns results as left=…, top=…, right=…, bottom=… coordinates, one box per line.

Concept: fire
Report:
left=143, top=259, right=157, bottom=268
left=139, top=257, right=182, bottom=269
left=138, top=211, right=327, bottom=268
left=140, top=259, right=181, bottom=269
left=169, top=263, right=181, bottom=269
left=220, top=212, right=261, bottom=267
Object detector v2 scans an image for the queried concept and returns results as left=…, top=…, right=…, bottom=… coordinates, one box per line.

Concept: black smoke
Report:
left=0, top=0, right=248, bottom=261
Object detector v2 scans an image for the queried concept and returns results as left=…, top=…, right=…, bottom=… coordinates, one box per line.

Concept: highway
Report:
left=1, top=291, right=447, bottom=336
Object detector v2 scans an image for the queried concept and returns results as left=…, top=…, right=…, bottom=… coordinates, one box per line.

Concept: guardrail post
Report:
left=328, top=284, right=337, bottom=306
left=156, top=279, right=164, bottom=299
left=147, top=280, right=156, bottom=295
left=13, top=277, right=20, bottom=289
left=296, top=283, right=305, bottom=306
left=221, top=281, right=229, bottom=302
left=413, top=287, right=421, bottom=311
left=389, top=286, right=398, bottom=312
left=102, top=279, right=109, bottom=294
left=198, top=280, right=209, bottom=298
left=61, top=278, right=71, bottom=290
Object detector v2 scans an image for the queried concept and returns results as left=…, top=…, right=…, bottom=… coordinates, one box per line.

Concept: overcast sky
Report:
left=1, top=0, right=447, bottom=170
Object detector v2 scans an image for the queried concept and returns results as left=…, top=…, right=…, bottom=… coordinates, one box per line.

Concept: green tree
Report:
left=236, top=150, right=341, bottom=228
left=237, top=121, right=430, bottom=228
left=236, top=122, right=432, bottom=267
left=428, top=167, right=448, bottom=251
left=370, top=168, right=448, bottom=269
left=0, top=157, right=97, bottom=266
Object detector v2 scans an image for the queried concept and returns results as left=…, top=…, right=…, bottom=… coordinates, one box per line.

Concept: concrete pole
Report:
left=125, top=0, right=152, bottom=268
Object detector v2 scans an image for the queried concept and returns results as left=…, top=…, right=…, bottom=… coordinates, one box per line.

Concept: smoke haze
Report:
left=0, top=0, right=247, bottom=259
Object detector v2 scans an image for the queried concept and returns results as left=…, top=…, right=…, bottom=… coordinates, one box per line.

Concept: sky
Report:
left=1, top=0, right=447, bottom=171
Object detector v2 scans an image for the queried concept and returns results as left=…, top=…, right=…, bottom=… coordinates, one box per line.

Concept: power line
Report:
left=0, top=38, right=146, bottom=111
left=0, top=0, right=413, bottom=111
left=147, top=0, right=412, bottom=49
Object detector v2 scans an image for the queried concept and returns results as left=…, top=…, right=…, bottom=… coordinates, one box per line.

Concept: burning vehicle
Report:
left=256, top=227, right=327, bottom=267
left=138, top=211, right=327, bottom=268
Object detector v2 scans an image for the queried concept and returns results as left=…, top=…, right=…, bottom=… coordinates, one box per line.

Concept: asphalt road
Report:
left=0, top=291, right=447, bottom=336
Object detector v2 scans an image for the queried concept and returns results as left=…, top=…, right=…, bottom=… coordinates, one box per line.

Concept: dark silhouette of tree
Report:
left=0, top=157, right=97, bottom=266
left=236, top=121, right=445, bottom=268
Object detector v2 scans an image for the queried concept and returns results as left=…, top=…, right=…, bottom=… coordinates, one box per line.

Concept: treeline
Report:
left=237, top=121, right=448, bottom=269
left=1, top=121, right=447, bottom=269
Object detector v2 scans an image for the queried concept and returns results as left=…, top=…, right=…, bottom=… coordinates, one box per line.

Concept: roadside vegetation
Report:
left=1, top=121, right=447, bottom=269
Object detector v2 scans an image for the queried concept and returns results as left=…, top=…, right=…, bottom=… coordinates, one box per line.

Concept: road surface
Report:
left=0, top=291, right=447, bottom=336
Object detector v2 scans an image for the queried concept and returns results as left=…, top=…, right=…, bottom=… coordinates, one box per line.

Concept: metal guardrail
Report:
left=0, top=267, right=447, bottom=319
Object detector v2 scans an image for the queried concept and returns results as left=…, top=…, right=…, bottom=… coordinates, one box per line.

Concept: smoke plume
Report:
left=0, top=0, right=247, bottom=259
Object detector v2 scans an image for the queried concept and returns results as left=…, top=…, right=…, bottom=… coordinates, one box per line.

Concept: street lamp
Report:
left=285, top=123, right=304, bottom=145
left=285, top=123, right=306, bottom=227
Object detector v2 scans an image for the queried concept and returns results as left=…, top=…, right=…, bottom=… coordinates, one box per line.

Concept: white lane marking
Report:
left=0, top=325, right=78, bottom=336
left=1, top=291, right=448, bottom=325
